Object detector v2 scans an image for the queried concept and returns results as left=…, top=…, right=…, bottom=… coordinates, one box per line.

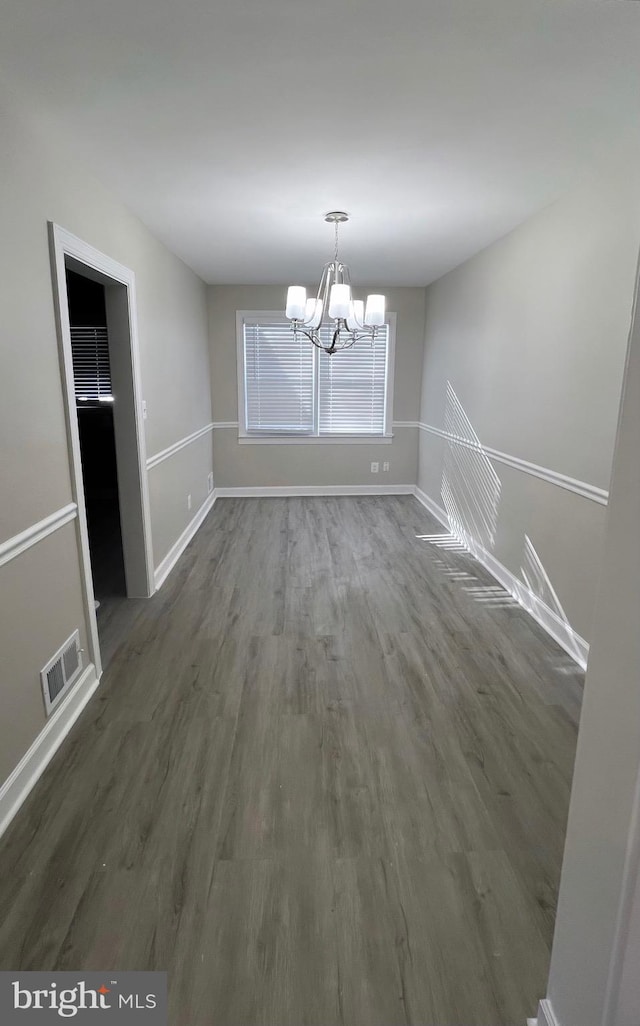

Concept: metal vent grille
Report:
left=40, top=630, right=83, bottom=716
left=46, top=660, right=66, bottom=705
left=62, top=639, right=80, bottom=681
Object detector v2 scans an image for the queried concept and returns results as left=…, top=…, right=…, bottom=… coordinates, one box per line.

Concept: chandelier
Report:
left=285, top=212, right=386, bottom=355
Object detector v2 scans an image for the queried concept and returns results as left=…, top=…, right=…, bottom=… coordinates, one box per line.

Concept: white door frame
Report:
left=49, top=223, right=155, bottom=677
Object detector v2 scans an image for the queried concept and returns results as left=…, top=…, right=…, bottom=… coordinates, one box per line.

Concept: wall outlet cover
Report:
left=371, top=462, right=379, bottom=473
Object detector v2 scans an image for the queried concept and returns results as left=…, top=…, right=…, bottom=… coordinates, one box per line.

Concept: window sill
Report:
left=238, top=434, right=394, bottom=446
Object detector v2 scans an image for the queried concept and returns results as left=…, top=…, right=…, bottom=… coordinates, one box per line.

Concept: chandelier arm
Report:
left=320, top=261, right=333, bottom=312
left=336, top=335, right=359, bottom=353
left=331, top=332, right=359, bottom=353
left=294, top=326, right=358, bottom=354
left=339, top=262, right=352, bottom=286
left=293, top=322, right=376, bottom=354
left=297, top=329, right=330, bottom=351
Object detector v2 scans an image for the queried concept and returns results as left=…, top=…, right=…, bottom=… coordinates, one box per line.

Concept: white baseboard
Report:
left=413, top=486, right=589, bottom=670
left=0, top=662, right=100, bottom=841
left=532, top=998, right=562, bottom=1026
left=413, top=485, right=447, bottom=523
left=213, top=484, right=415, bottom=498
left=154, top=490, right=217, bottom=591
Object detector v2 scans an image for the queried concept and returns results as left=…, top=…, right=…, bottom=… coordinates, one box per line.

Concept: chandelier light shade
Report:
left=285, top=212, right=386, bottom=355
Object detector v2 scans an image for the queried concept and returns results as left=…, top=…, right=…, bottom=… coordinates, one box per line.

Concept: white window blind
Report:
left=242, top=318, right=390, bottom=436
left=244, top=321, right=314, bottom=433
left=318, top=329, right=388, bottom=434
left=70, top=326, right=113, bottom=403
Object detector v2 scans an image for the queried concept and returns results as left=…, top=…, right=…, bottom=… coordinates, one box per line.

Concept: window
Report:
left=238, top=312, right=394, bottom=438
left=70, top=326, right=114, bottom=404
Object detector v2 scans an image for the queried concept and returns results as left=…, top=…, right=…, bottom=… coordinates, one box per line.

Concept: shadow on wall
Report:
left=418, top=381, right=583, bottom=662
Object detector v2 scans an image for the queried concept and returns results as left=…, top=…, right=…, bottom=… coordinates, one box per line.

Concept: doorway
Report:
left=66, top=269, right=128, bottom=651
left=49, top=225, right=154, bottom=678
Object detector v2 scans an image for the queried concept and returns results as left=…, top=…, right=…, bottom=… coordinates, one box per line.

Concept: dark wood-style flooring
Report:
left=0, top=497, right=583, bottom=1025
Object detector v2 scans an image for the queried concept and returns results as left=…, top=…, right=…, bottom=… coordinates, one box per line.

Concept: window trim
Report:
left=236, top=310, right=396, bottom=442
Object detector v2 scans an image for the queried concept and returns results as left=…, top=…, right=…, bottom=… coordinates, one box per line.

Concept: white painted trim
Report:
left=417, top=421, right=608, bottom=505
left=532, top=998, right=562, bottom=1026
left=212, top=421, right=239, bottom=429
left=393, top=420, right=419, bottom=429
left=0, top=503, right=77, bottom=569
left=413, top=486, right=589, bottom=669
left=0, top=662, right=100, bottom=841
left=53, top=226, right=155, bottom=594
left=146, top=423, right=214, bottom=469
left=603, top=762, right=640, bottom=1026
left=122, top=271, right=155, bottom=595
left=214, top=485, right=414, bottom=497
left=50, top=226, right=103, bottom=676
left=412, top=485, right=447, bottom=524
left=236, top=310, right=249, bottom=436
left=49, top=224, right=156, bottom=677
left=384, top=313, right=397, bottom=435
left=237, top=435, right=394, bottom=446
left=154, top=491, right=217, bottom=591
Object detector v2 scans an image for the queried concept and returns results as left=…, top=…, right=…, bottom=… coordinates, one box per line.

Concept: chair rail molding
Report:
left=418, top=421, right=608, bottom=505
left=146, top=423, right=214, bottom=470
left=0, top=503, right=78, bottom=569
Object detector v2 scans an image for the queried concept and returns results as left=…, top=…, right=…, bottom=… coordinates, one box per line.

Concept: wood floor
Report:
left=0, top=496, right=583, bottom=1025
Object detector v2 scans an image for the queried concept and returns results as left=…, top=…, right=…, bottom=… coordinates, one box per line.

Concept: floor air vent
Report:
left=40, top=630, right=83, bottom=716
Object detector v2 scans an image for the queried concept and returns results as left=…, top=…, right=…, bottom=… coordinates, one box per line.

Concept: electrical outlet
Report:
left=187, top=494, right=192, bottom=511
left=141, top=400, right=147, bottom=420
left=383, top=461, right=390, bottom=472
left=207, top=472, right=214, bottom=494
left=371, top=461, right=379, bottom=473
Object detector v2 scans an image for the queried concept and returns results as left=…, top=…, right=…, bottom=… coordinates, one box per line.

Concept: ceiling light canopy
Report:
left=285, top=212, right=385, bottom=355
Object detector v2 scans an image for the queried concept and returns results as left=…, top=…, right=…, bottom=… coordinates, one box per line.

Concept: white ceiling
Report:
left=1, top=0, right=640, bottom=285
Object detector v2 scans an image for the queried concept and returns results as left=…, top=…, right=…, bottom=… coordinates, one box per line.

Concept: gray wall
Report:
left=614, top=853, right=640, bottom=1026
left=417, top=159, right=640, bottom=645
left=545, top=250, right=640, bottom=1026
left=0, top=102, right=212, bottom=786
left=207, top=284, right=425, bottom=488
